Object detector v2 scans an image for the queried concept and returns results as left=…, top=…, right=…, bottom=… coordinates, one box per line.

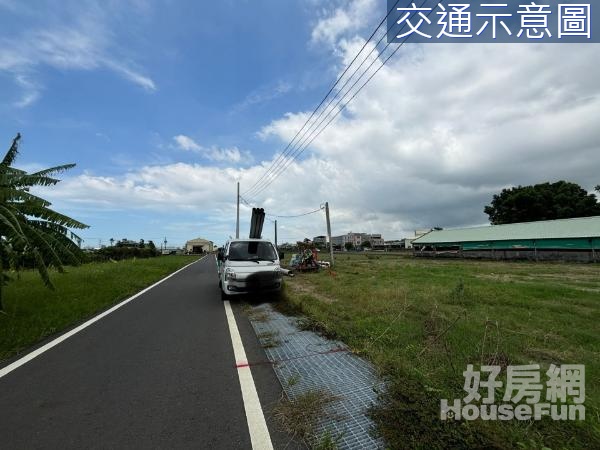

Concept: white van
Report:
left=217, top=239, right=283, bottom=300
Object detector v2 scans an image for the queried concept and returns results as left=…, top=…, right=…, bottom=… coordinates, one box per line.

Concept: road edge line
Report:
left=0, top=256, right=207, bottom=379
left=223, top=300, right=274, bottom=450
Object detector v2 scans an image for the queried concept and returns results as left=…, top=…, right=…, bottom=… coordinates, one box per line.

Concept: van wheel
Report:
left=220, top=289, right=229, bottom=301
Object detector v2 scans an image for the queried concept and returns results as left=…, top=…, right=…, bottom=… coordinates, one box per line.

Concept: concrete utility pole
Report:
left=236, top=182, right=240, bottom=239
left=274, top=220, right=278, bottom=249
left=325, top=201, right=334, bottom=267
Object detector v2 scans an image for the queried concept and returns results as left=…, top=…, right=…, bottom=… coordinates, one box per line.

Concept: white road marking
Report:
left=223, top=300, right=274, bottom=450
left=0, top=256, right=206, bottom=379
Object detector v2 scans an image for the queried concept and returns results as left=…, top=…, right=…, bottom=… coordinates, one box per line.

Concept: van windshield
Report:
left=228, top=241, right=277, bottom=262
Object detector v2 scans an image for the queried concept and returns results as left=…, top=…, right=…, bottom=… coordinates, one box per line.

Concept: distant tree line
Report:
left=88, top=239, right=159, bottom=262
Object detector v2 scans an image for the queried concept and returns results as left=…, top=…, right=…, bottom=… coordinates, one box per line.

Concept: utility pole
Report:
left=274, top=220, right=278, bottom=249
left=325, top=201, right=334, bottom=267
left=236, top=182, right=240, bottom=239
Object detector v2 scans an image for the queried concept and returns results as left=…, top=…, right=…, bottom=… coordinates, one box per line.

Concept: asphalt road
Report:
left=0, top=256, right=301, bottom=449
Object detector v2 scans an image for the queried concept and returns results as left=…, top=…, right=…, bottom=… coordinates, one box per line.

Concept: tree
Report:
left=0, top=134, right=88, bottom=310
left=361, top=241, right=372, bottom=249
left=484, top=181, right=600, bottom=225
left=596, top=185, right=600, bottom=193
left=344, top=242, right=354, bottom=251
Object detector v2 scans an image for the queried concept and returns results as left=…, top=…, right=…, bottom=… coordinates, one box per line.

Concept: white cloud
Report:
left=103, top=60, right=156, bottom=91
left=310, top=0, right=378, bottom=46
left=206, top=147, right=251, bottom=164
left=13, top=74, right=41, bottom=108
left=0, top=1, right=156, bottom=107
left=173, top=135, right=254, bottom=165
left=44, top=163, right=253, bottom=224
left=232, top=80, right=293, bottom=113
left=174, top=135, right=202, bottom=151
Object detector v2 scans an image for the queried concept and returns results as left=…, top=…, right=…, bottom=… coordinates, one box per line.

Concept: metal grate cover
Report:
left=248, top=304, right=384, bottom=449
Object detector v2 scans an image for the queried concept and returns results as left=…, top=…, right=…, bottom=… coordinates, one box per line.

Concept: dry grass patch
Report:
left=257, top=330, right=281, bottom=348
left=273, top=390, right=341, bottom=445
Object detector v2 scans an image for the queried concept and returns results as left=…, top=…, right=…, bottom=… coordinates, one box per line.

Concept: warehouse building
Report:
left=185, top=238, right=214, bottom=254
left=412, top=216, right=600, bottom=262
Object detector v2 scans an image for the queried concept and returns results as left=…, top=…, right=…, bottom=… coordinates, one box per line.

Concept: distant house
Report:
left=185, top=238, right=214, bottom=254
left=369, top=234, right=385, bottom=249
left=412, top=216, right=600, bottom=262
left=331, top=232, right=385, bottom=250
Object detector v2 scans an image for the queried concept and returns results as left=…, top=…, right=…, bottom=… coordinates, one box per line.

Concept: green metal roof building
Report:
left=412, top=216, right=600, bottom=262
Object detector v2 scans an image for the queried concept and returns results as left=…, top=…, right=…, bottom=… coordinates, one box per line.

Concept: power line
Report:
left=266, top=206, right=324, bottom=219
left=246, top=40, right=396, bottom=199
left=239, top=195, right=254, bottom=207
left=245, top=9, right=412, bottom=199
left=244, top=0, right=425, bottom=200
left=244, top=21, right=393, bottom=199
left=245, top=2, right=433, bottom=200
left=243, top=1, right=398, bottom=198
left=250, top=44, right=404, bottom=199
left=239, top=194, right=324, bottom=219
left=243, top=0, right=405, bottom=199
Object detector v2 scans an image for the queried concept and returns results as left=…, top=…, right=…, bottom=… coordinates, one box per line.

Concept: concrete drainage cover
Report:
left=248, top=304, right=383, bottom=449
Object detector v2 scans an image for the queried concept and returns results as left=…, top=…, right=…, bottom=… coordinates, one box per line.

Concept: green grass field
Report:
left=281, top=253, right=600, bottom=449
left=0, top=256, right=199, bottom=362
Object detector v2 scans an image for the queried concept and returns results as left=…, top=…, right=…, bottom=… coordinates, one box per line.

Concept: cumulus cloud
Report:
left=42, top=155, right=430, bottom=243
left=49, top=164, right=238, bottom=211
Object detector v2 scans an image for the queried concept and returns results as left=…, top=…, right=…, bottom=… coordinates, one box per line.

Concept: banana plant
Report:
left=0, top=134, right=88, bottom=310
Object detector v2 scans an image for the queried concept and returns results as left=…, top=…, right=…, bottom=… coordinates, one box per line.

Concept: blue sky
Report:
left=1, top=1, right=331, bottom=171
left=0, top=0, right=358, bottom=247
left=2, top=0, right=599, bottom=248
